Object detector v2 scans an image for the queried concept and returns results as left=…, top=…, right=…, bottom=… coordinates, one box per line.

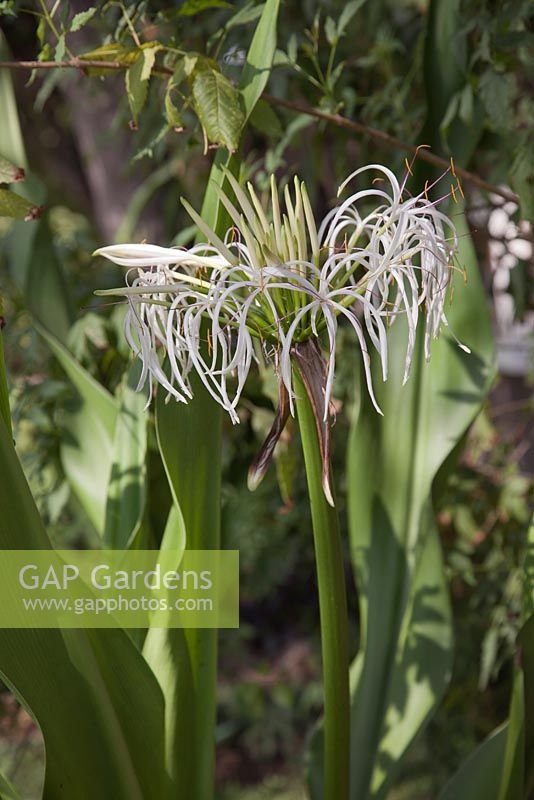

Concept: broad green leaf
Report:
left=0, top=156, right=24, bottom=184
left=0, top=188, right=41, bottom=220
left=38, top=325, right=118, bottom=534
left=178, top=0, right=232, bottom=15
left=104, top=361, right=148, bottom=549
left=126, top=47, right=158, bottom=123
left=70, top=7, right=97, bottom=31
left=152, top=373, right=221, bottom=798
left=0, top=374, right=166, bottom=799
left=439, top=726, right=508, bottom=800
left=143, top=504, right=187, bottom=788
left=334, top=210, right=496, bottom=800
left=191, top=61, right=244, bottom=151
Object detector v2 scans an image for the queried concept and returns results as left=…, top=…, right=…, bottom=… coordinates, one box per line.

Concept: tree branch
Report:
left=263, top=94, right=519, bottom=205
left=0, top=59, right=519, bottom=205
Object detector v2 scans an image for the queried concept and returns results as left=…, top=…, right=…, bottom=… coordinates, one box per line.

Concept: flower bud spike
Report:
left=247, top=182, right=270, bottom=234
left=271, top=174, right=283, bottom=255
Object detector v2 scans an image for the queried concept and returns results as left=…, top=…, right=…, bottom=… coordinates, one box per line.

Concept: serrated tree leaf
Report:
left=191, top=62, right=244, bottom=151
left=0, top=188, right=41, bottom=220
left=0, top=156, right=24, bottom=184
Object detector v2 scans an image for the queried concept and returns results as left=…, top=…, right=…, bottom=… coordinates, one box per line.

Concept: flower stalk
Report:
left=294, top=367, right=350, bottom=800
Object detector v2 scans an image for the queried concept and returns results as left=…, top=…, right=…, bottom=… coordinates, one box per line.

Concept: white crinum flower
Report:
left=95, top=165, right=466, bottom=500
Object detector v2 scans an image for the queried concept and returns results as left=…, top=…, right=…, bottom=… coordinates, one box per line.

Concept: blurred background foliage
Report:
left=0, top=0, right=532, bottom=797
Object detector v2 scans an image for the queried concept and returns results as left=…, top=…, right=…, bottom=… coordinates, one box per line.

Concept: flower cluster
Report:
left=95, top=165, right=463, bottom=424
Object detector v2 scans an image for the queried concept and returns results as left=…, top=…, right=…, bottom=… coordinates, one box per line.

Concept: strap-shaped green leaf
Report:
left=0, top=371, right=166, bottom=799
left=339, top=209, right=495, bottom=800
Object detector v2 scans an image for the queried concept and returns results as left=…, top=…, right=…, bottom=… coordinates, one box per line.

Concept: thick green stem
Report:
left=294, top=370, right=350, bottom=800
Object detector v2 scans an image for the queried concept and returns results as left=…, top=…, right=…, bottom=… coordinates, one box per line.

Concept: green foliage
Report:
left=0, top=347, right=167, bottom=799
left=190, top=58, right=244, bottom=151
